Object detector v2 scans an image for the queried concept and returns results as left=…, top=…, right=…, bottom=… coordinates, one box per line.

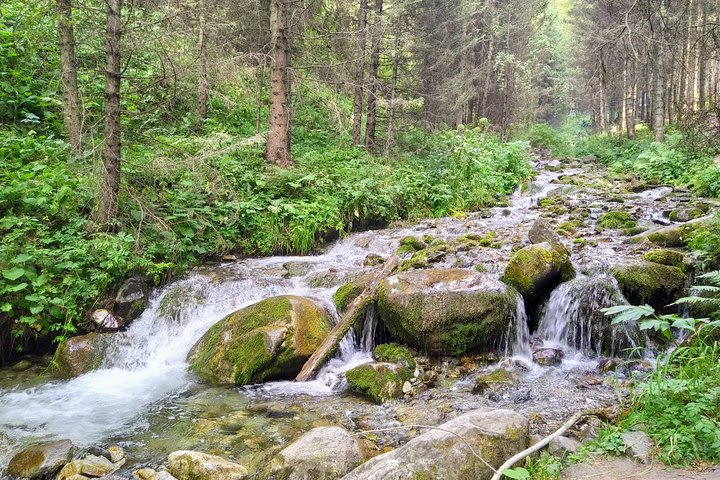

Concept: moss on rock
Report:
left=345, top=362, right=411, bottom=404
left=501, top=242, right=575, bottom=302
left=50, top=333, right=113, bottom=379
left=377, top=269, right=518, bottom=355
left=373, top=343, right=416, bottom=369
left=611, top=262, right=687, bottom=308
left=187, top=295, right=332, bottom=385
left=643, top=249, right=686, bottom=268
left=597, top=211, right=636, bottom=231
left=333, top=273, right=374, bottom=312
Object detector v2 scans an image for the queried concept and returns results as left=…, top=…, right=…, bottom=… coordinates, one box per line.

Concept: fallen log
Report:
left=295, top=255, right=399, bottom=381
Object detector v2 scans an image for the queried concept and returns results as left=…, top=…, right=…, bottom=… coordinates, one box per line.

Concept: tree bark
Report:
left=196, top=0, right=208, bottom=122
left=56, top=0, right=82, bottom=158
left=265, top=0, right=291, bottom=166
left=383, top=35, right=400, bottom=156
left=295, top=255, right=399, bottom=382
left=653, top=0, right=666, bottom=142
left=364, top=0, right=383, bottom=152
left=351, top=0, right=368, bottom=146
left=93, top=0, right=122, bottom=228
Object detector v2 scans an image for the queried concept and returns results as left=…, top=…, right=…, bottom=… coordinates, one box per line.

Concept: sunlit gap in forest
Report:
left=1, top=0, right=720, bottom=478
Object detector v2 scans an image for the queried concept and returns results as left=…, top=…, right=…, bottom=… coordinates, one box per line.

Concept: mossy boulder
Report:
left=611, top=262, right=687, bottom=308
left=636, top=223, right=699, bottom=247
left=50, top=332, right=113, bottom=378
left=396, top=236, right=426, bottom=256
left=377, top=269, right=518, bottom=355
left=345, top=362, right=411, bottom=404
left=501, top=242, right=575, bottom=303
left=7, top=440, right=75, bottom=479
left=643, top=249, right=685, bottom=268
left=187, top=295, right=332, bottom=385
left=373, top=343, right=416, bottom=369
left=597, top=211, right=636, bottom=231
left=333, top=273, right=374, bottom=312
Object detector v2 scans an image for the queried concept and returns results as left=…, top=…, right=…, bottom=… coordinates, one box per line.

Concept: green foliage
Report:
left=523, top=123, right=573, bottom=157
left=688, top=214, right=720, bottom=265
left=521, top=452, right=563, bottom=479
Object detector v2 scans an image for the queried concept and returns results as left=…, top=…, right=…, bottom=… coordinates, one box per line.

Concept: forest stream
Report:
left=0, top=153, right=716, bottom=476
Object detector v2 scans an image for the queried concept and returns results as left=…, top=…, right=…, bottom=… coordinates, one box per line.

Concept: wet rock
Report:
left=598, top=357, right=619, bottom=373
left=107, top=447, right=125, bottom=464
left=532, top=347, right=564, bottom=366
left=502, top=242, right=575, bottom=303
left=642, top=249, right=685, bottom=268
left=7, top=439, right=75, bottom=479
left=473, top=368, right=516, bottom=395
left=340, top=408, right=528, bottom=480
left=345, top=362, right=411, bottom=404
left=332, top=274, right=373, bottom=312
left=132, top=468, right=178, bottom=480
left=548, top=436, right=580, bottom=456
left=113, top=275, right=149, bottom=323
left=51, top=333, right=113, bottom=378
left=528, top=218, right=560, bottom=244
left=377, top=269, right=519, bottom=355
left=396, top=236, right=426, bottom=256
left=271, top=426, right=363, bottom=480
left=187, top=295, right=332, bottom=385
left=621, top=431, right=653, bottom=464
left=611, top=262, right=686, bottom=308
left=363, top=254, right=385, bottom=267
left=284, top=262, right=313, bottom=278
left=167, top=451, right=248, bottom=480
left=91, top=309, right=123, bottom=331
left=632, top=221, right=701, bottom=247
left=56, top=455, right=118, bottom=480
left=372, top=343, right=416, bottom=369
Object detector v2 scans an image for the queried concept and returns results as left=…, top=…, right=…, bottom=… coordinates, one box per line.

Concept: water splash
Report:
left=536, top=275, right=639, bottom=357
left=511, top=294, right=532, bottom=360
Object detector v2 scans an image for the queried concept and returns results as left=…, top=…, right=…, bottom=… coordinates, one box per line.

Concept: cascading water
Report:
left=510, top=294, right=532, bottom=360
left=536, top=274, right=640, bottom=357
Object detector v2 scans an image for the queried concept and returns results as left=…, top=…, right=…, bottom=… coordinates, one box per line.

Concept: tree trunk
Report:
left=383, top=35, right=400, bottom=156
left=93, top=0, right=122, bottom=228
left=265, top=0, right=291, bottom=166
left=56, top=0, right=82, bottom=158
left=196, top=0, right=208, bottom=122
left=598, top=84, right=607, bottom=132
left=351, top=0, right=368, bottom=146
left=653, top=0, right=666, bottom=142
left=295, top=256, right=399, bottom=382
left=364, top=0, right=383, bottom=152
left=698, top=0, right=707, bottom=112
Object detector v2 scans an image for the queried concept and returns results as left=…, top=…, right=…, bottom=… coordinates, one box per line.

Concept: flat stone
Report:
left=7, top=439, right=75, bottom=479
left=548, top=435, right=580, bottom=456
left=622, top=431, right=653, bottom=464
left=56, top=455, right=118, bottom=480
left=167, top=451, right=248, bottom=480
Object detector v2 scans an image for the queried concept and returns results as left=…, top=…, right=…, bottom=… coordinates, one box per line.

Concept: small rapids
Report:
left=536, top=275, right=640, bottom=358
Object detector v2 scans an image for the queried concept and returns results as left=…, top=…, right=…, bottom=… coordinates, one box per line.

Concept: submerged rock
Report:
left=51, top=333, right=113, bottom=378
left=502, top=242, right=575, bottom=303
left=187, top=295, right=332, bottom=385
left=611, top=262, right=686, bottom=308
left=270, top=426, right=363, bottom=480
left=345, top=362, right=411, bottom=404
left=340, top=408, right=528, bottom=480
left=167, top=451, right=248, bottom=480
left=377, top=269, right=518, bottom=355
left=7, top=439, right=75, bottom=479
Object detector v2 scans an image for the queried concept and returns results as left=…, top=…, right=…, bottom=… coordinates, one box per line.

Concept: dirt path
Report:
left=562, top=456, right=720, bottom=479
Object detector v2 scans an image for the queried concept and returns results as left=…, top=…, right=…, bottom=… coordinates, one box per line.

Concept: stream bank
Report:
left=1, top=152, right=715, bottom=478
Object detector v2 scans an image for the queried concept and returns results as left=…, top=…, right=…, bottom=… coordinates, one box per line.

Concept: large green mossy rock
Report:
left=611, top=262, right=687, bottom=308
left=643, top=249, right=686, bottom=268
left=502, top=242, right=575, bottom=302
left=377, top=269, right=518, bottom=355
left=7, top=440, right=75, bottom=479
left=345, top=362, right=411, bottom=404
left=333, top=273, right=374, bottom=312
left=50, top=332, right=113, bottom=378
left=187, top=295, right=332, bottom=385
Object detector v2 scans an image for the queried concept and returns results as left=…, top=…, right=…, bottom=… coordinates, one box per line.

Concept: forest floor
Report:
left=562, top=456, right=720, bottom=479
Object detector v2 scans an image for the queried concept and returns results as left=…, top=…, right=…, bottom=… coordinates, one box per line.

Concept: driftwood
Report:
left=490, top=411, right=584, bottom=480
left=295, top=255, right=399, bottom=381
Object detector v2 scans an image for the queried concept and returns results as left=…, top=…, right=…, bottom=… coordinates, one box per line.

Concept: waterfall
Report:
left=536, top=275, right=639, bottom=357
left=511, top=294, right=532, bottom=360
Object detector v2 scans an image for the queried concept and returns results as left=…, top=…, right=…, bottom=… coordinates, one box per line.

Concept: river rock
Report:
left=167, top=451, right=248, bottom=480
left=112, top=275, right=149, bottom=323
left=642, top=249, right=685, bottom=268
left=502, top=242, right=575, bottom=303
left=91, top=309, right=123, bottom=331
left=372, top=343, right=416, bottom=369
left=611, top=262, right=686, bottom=308
left=548, top=435, right=580, bottom=456
left=528, top=218, right=560, bottom=244
left=187, top=295, right=332, bottom=385
left=340, top=408, right=528, bottom=480
left=377, top=269, right=519, bottom=355
left=133, top=468, right=177, bottom=480
left=345, top=362, right=411, bottom=404
left=621, top=431, right=653, bottom=464
left=333, top=274, right=373, bottom=312
left=270, top=427, right=363, bottom=480
left=6, top=439, right=75, bottom=479
left=51, top=333, right=113, bottom=378
left=532, top=347, right=564, bottom=366
left=56, top=455, right=118, bottom=480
